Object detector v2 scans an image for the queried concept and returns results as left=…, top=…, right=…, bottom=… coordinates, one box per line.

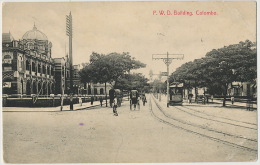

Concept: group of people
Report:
left=108, top=88, right=147, bottom=115
left=78, top=89, right=146, bottom=116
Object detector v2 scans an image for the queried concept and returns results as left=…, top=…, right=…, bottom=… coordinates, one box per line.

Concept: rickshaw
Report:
left=130, top=90, right=140, bottom=110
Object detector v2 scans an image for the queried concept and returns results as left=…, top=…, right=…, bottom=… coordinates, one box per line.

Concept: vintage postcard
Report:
left=1, top=1, right=257, bottom=164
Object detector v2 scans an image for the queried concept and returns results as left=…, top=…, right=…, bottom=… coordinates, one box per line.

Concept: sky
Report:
left=2, top=1, right=256, bottom=79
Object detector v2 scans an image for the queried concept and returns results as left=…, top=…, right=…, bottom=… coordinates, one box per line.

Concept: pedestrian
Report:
left=202, top=96, right=206, bottom=104
left=211, top=95, right=214, bottom=102
left=231, top=96, right=235, bottom=105
left=91, top=95, right=94, bottom=105
left=142, top=94, right=147, bottom=106
left=113, top=97, right=118, bottom=116
left=99, top=96, right=103, bottom=106
left=109, top=88, right=115, bottom=108
left=188, top=94, right=193, bottom=104
left=79, top=97, right=82, bottom=106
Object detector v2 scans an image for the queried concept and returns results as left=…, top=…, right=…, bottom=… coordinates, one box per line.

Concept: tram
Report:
left=169, top=82, right=183, bottom=106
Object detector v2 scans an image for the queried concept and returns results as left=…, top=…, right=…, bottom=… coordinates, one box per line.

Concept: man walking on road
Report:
left=142, top=94, right=147, bottom=106
left=188, top=93, right=193, bottom=104
left=231, top=96, right=235, bottom=105
left=99, top=96, right=103, bottom=106
left=91, top=95, right=94, bottom=105
left=109, top=88, right=115, bottom=108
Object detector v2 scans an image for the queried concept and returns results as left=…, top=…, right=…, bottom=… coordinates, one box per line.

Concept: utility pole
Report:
left=152, top=52, right=184, bottom=107
left=66, top=12, right=73, bottom=110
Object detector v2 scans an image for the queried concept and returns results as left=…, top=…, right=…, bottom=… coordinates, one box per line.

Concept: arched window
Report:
left=4, top=55, right=11, bottom=59
left=43, top=83, right=47, bottom=95
left=48, top=83, right=52, bottom=94
left=100, top=88, right=104, bottom=95
left=26, top=60, right=30, bottom=71
left=33, top=81, right=37, bottom=94
left=42, top=65, right=46, bottom=74
left=18, top=55, right=23, bottom=70
left=32, top=62, right=36, bottom=72
left=38, top=64, right=41, bottom=74
left=26, top=81, right=31, bottom=95
left=37, top=82, right=42, bottom=95
left=47, top=66, right=50, bottom=75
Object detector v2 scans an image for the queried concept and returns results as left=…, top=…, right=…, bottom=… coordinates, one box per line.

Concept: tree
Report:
left=150, top=79, right=167, bottom=94
left=82, top=52, right=146, bottom=85
left=79, top=52, right=146, bottom=105
left=170, top=40, right=256, bottom=106
left=115, top=73, right=150, bottom=92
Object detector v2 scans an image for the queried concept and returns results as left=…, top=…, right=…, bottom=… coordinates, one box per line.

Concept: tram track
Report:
left=180, top=105, right=257, bottom=126
left=174, top=106, right=257, bottom=130
left=149, top=95, right=257, bottom=153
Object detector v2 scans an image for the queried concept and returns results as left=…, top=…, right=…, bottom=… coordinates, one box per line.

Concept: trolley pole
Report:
left=152, top=52, right=184, bottom=107
left=66, top=12, right=74, bottom=110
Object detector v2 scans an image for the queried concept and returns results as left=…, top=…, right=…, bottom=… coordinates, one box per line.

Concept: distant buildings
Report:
left=228, top=81, right=257, bottom=98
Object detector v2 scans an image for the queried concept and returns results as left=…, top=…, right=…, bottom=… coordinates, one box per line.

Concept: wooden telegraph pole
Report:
left=66, top=12, right=74, bottom=110
left=152, top=52, right=184, bottom=107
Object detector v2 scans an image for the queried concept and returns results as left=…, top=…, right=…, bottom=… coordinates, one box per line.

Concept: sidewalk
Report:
left=212, top=99, right=257, bottom=110
left=156, top=94, right=257, bottom=110
left=2, top=101, right=102, bottom=112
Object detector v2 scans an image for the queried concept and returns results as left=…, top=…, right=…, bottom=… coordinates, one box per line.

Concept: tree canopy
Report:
left=115, top=73, right=150, bottom=92
left=79, top=52, right=146, bottom=88
left=170, top=40, right=256, bottom=105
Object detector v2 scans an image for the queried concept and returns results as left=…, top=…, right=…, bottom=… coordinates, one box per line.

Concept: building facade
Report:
left=2, top=25, right=112, bottom=98
left=2, top=25, right=55, bottom=96
left=228, top=81, right=257, bottom=98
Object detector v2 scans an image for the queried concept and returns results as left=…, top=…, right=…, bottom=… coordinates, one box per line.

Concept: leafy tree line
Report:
left=79, top=52, right=148, bottom=94
left=170, top=40, right=256, bottom=106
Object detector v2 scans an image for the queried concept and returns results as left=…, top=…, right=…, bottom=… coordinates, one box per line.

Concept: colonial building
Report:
left=53, top=57, right=66, bottom=95
left=228, top=81, right=257, bottom=98
left=2, top=25, right=112, bottom=98
left=2, top=25, right=55, bottom=96
left=54, top=56, right=85, bottom=95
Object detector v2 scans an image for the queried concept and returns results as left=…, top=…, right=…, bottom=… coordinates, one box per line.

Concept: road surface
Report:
left=2, top=94, right=257, bottom=163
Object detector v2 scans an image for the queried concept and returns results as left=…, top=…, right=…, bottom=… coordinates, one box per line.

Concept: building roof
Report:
left=2, top=32, right=14, bottom=43
left=22, top=25, right=48, bottom=41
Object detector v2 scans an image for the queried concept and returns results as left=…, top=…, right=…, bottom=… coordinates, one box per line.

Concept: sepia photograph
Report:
left=1, top=0, right=258, bottom=164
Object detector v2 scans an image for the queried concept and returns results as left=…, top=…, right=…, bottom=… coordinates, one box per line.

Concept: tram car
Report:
left=169, top=82, right=183, bottom=106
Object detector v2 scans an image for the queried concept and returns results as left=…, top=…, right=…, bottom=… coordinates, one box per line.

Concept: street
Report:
left=3, top=94, right=257, bottom=163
